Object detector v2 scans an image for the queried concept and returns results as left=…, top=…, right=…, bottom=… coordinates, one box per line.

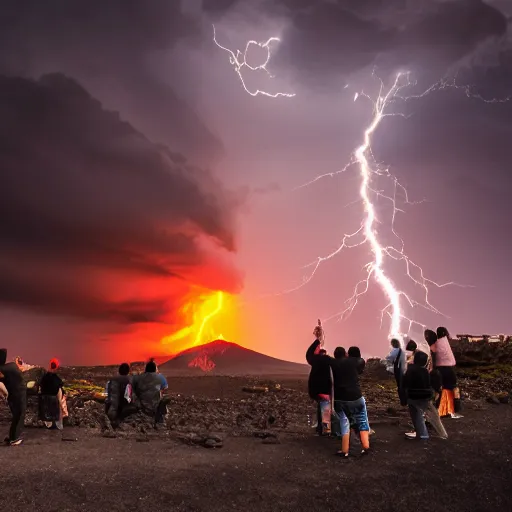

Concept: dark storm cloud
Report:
left=207, top=0, right=509, bottom=87
left=0, top=73, right=241, bottom=323
left=0, top=0, right=223, bottom=165
left=0, top=0, right=195, bottom=70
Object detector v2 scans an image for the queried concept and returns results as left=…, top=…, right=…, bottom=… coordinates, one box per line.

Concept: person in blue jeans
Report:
left=330, top=346, right=370, bottom=457
left=403, top=351, right=448, bottom=440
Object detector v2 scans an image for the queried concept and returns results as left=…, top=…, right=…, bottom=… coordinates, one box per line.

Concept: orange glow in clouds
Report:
left=161, top=291, right=237, bottom=352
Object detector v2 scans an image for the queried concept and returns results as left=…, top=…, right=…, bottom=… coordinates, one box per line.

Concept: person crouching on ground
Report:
left=132, top=361, right=169, bottom=425
left=404, top=351, right=448, bottom=440
left=306, top=327, right=332, bottom=436
left=105, top=363, right=136, bottom=427
left=330, top=346, right=370, bottom=457
left=39, top=358, right=68, bottom=430
left=0, top=348, right=26, bottom=446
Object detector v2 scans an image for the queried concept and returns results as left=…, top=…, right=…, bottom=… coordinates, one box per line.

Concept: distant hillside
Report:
left=159, top=340, right=309, bottom=376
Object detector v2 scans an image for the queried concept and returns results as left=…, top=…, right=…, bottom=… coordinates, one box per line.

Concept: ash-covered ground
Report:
left=1, top=360, right=511, bottom=511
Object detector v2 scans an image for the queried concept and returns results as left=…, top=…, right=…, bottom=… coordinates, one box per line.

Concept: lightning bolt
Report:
left=212, top=29, right=507, bottom=340
left=193, top=291, right=224, bottom=347
left=212, top=25, right=295, bottom=98
left=288, top=71, right=475, bottom=338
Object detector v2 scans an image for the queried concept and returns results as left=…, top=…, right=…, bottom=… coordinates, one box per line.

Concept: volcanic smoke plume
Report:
left=0, top=73, right=242, bottom=362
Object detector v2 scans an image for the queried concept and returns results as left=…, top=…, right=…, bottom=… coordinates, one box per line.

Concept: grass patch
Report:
left=64, top=380, right=104, bottom=395
left=457, top=364, right=512, bottom=380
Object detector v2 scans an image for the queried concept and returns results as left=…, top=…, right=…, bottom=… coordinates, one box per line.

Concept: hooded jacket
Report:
left=403, top=351, right=433, bottom=401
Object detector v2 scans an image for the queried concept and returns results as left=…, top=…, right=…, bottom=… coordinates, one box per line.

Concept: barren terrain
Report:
left=1, top=364, right=512, bottom=511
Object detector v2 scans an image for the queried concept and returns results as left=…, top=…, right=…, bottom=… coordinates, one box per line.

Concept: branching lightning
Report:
left=212, top=28, right=508, bottom=340
left=212, top=25, right=295, bottom=98
left=289, top=71, right=474, bottom=338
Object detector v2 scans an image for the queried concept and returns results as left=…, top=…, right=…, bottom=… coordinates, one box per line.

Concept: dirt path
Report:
left=0, top=403, right=510, bottom=512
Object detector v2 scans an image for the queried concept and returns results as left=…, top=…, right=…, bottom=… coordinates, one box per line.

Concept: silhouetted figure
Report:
left=39, top=359, right=67, bottom=430
left=403, top=351, right=448, bottom=440
left=306, top=336, right=332, bottom=435
left=105, top=363, right=136, bottom=426
left=331, top=345, right=370, bottom=457
left=386, top=339, right=407, bottom=406
left=0, top=348, right=26, bottom=445
left=132, top=361, right=169, bottom=424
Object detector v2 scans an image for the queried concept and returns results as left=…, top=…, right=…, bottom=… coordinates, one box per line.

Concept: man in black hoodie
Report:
left=0, top=348, right=26, bottom=445
left=306, top=336, right=332, bottom=435
left=403, top=351, right=448, bottom=440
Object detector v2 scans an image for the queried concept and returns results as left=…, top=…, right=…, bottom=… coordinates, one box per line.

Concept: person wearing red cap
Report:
left=39, top=358, right=67, bottom=430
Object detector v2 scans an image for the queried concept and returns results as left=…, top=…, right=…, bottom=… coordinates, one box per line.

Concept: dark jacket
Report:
left=0, top=362, right=25, bottom=400
left=330, top=357, right=365, bottom=402
left=40, top=372, right=64, bottom=396
left=132, top=372, right=164, bottom=414
left=306, top=339, right=332, bottom=399
left=106, top=375, right=132, bottom=420
left=403, top=364, right=433, bottom=401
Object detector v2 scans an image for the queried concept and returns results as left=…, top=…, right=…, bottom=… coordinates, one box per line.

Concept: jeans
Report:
left=315, top=399, right=331, bottom=434
left=408, top=398, right=448, bottom=439
left=332, top=402, right=350, bottom=436
left=336, top=397, right=369, bottom=433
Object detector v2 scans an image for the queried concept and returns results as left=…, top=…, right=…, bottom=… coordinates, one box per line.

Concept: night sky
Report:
left=0, top=0, right=511, bottom=365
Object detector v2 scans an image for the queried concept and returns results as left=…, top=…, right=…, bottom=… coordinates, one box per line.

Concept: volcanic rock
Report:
left=203, top=437, right=223, bottom=448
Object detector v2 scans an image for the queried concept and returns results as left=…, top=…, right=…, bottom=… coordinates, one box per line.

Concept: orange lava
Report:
left=160, top=290, right=238, bottom=354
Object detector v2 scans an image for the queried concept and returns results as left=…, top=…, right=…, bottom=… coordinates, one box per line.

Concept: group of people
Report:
left=105, top=360, right=169, bottom=427
left=0, top=347, right=170, bottom=446
left=306, top=323, right=463, bottom=456
left=306, top=324, right=370, bottom=457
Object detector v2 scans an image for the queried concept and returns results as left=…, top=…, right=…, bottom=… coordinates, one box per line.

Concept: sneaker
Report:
left=405, top=432, right=417, bottom=439
left=360, top=448, right=371, bottom=456
left=55, top=420, right=64, bottom=430
left=9, top=438, right=23, bottom=446
left=335, top=451, right=349, bottom=458
left=450, top=413, right=463, bottom=419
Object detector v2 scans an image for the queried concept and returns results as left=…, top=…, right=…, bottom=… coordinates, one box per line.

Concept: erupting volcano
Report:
left=160, top=339, right=309, bottom=376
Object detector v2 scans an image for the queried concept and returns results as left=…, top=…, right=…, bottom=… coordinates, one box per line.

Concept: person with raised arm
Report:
left=305, top=320, right=332, bottom=435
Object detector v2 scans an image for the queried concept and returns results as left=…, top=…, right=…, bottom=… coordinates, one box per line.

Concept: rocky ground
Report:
left=3, top=359, right=510, bottom=437
left=1, top=360, right=511, bottom=511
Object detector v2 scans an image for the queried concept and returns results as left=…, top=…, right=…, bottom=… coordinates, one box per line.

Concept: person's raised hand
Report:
left=313, top=319, right=324, bottom=343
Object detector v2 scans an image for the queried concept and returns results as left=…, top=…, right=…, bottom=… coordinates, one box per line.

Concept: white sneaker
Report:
left=405, top=432, right=416, bottom=439
left=450, top=413, right=463, bottom=419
